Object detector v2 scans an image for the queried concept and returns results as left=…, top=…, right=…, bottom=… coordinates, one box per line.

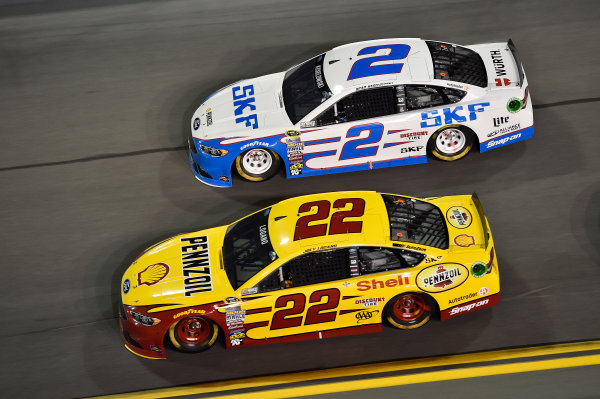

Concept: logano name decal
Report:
left=420, top=102, right=490, bottom=128
left=181, top=236, right=212, bottom=296
left=233, top=84, right=258, bottom=129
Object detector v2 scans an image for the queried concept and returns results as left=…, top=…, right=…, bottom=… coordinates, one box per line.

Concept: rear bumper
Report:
left=480, top=124, right=533, bottom=152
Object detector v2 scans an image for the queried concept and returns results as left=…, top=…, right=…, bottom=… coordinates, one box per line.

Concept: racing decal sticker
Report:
left=232, top=84, right=258, bottom=129
left=446, top=206, right=472, bottom=229
left=493, top=116, right=510, bottom=127
left=420, top=102, right=490, bottom=128
left=242, top=287, right=259, bottom=296
left=180, top=236, right=212, bottom=296
left=193, top=118, right=200, bottom=130
left=453, top=234, right=475, bottom=247
left=489, top=50, right=507, bottom=77
left=390, top=130, right=428, bottom=141
left=357, top=275, right=410, bottom=291
left=347, top=44, right=410, bottom=80
left=206, top=109, right=213, bottom=126
left=478, top=286, right=490, bottom=296
left=355, top=310, right=379, bottom=324
left=122, top=279, right=131, bottom=294
left=149, top=345, right=162, bottom=354
left=487, top=122, right=520, bottom=138
left=444, top=297, right=494, bottom=319
left=481, top=125, right=534, bottom=152
left=137, top=263, right=170, bottom=286
left=285, top=130, right=304, bottom=176
left=229, top=331, right=245, bottom=346
left=416, top=264, right=469, bottom=293
left=448, top=292, right=477, bottom=304
left=355, top=297, right=385, bottom=307
left=173, top=309, right=206, bottom=319
left=225, top=306, right=246, bottom=331
left=471, top=262, right=488, bottom=278
left=507, top=97, right=523, bottom=113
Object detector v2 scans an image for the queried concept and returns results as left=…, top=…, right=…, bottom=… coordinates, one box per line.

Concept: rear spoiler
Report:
left=471, top=192, right=489, bottom=249
left=507, top=39, right=524, bottom=87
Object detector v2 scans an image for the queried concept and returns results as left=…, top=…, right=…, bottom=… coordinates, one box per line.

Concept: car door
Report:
left=299, top=86, right=404, bottom=172
left=238, top=248, right=354, bottom=341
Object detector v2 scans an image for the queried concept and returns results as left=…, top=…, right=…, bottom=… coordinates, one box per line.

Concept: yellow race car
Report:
left=119, top=191, right=499, bottom=359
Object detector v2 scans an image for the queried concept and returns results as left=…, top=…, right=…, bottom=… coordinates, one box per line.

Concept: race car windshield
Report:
left=282, top=54, right=332, bottom=124
left=223, top=207, right=278, bottom=289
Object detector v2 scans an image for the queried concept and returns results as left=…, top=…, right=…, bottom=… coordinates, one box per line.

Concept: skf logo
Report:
left=355, top=310, right=379, bottom=324
left=420, top=102, right=490, bottom=128
left=357, top=275, right=409, bottom=291
left=233, top=85, right=258, bottom=129
left=137, top=263, right=170, bottom=286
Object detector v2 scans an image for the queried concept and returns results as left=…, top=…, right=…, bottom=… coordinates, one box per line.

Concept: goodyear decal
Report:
left=181, top=236, right=212, bottom=296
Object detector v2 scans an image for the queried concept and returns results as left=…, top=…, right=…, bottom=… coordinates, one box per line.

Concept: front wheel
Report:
left=235, top=148, right=280, bottom=182
left=384, top=293, right=433, bottom=330
left=428, top=126, right=473, bottom=161
left=168, top=317, right=219, bottom=353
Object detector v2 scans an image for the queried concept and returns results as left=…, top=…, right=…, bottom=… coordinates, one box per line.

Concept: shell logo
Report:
left=454, top=234, right=476, bottom=247
left=416, top=263, right=469, bottom=293
left=137, top=263, right=170, bottom=286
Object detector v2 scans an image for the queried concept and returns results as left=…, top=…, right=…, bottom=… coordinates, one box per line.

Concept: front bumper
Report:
left=119, top=309, right=167, bottom=359
left=188, top=138, right=234, bottom=188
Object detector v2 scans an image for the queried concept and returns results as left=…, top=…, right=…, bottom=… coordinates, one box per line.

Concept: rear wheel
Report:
left=385, top=293, right=432, bottom=330
left=168, top=317, right=219, bottom=353
left=428, top=126, right=473, bottom=161
left=235, top=148, right=280, bottom=182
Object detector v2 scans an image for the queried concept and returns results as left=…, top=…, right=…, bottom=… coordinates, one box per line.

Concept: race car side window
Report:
left=257, top=249, right=351, bottom=291
left=313, top=87, right=397, bottom=126
left=356, top=247, right=425, bottom=275
left=405, top=85, right=466, bottom=111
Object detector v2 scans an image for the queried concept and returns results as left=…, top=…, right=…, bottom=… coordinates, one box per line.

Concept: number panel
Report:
left=305, top=289, right=340, bottom=325
left=270, top=293, right=306, bottom=330
left=339, top=123, right=384, bottom=161
left=294, top=200, right=330, bottom=241
left=347, top=44, right=411, bottom=80
left=329, top=198, right=365, bottom=235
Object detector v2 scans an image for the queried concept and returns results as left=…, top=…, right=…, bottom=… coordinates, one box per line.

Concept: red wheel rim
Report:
left=393, top=294, right=427, bottom=322
left=176, top=317, right=211, bottom=344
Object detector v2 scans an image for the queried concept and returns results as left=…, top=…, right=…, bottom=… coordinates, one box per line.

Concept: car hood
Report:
left=191, top=72, right=293, bottom=141
left=120, top=226, right=234, bottom=308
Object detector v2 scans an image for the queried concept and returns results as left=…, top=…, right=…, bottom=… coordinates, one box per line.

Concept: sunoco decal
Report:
left=181, top=236, right=212, bottom=296
left=446, top=206, right=472, bottom=229
left=416, top=264, right=468, bottom=293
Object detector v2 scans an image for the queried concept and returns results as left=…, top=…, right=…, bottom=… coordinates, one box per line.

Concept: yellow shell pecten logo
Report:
left=137, top=263, right=170, bottom=286
left=453, top=234, right=475, bottom=247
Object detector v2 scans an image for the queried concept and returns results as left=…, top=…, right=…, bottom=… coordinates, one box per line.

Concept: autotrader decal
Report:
left=180, top=236, right=212, bottom=296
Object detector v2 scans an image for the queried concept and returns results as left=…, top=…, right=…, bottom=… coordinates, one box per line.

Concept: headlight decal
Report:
left=130, top=310, right=161, bottom=326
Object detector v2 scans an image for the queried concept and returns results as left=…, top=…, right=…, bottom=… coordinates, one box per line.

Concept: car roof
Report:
left=322, top=38, right=433, bottom=92
left=267, top=191, right=390, bottom=259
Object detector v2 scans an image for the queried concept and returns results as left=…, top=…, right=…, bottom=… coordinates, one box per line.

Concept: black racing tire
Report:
left=428, top=125, right=474, bottom=161
left=384, top=293, right=433, bottom=330
left=235, top=148, right=281, bottom=182
left=168, top=317, right=219, bottom=353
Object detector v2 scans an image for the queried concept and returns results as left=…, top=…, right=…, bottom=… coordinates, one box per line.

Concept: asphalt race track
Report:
left=1, top=0, right=599, bottom=397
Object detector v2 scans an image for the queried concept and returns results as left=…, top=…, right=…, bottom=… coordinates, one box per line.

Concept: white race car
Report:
left=189, top=38, right=532, bottom=187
